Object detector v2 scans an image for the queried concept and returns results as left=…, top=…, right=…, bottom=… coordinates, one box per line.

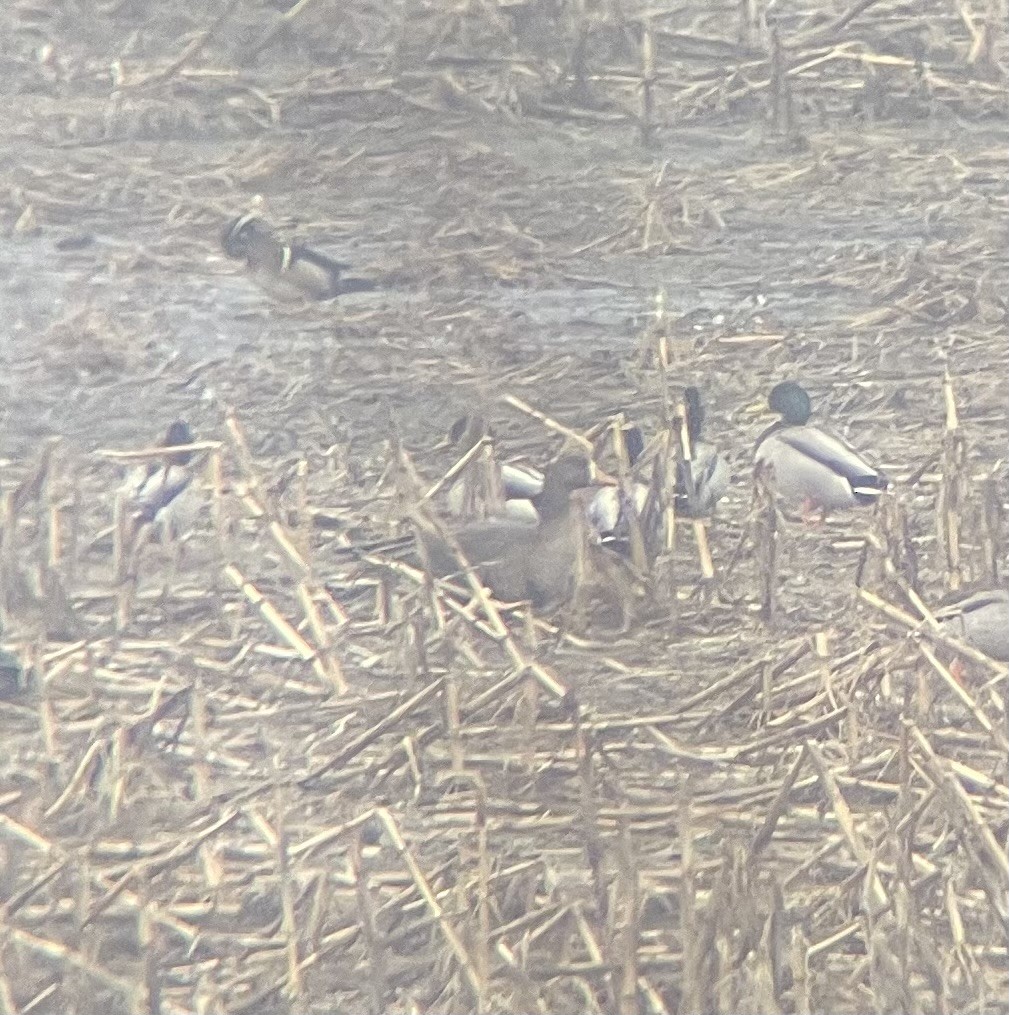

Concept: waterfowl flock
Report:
left=9, top=229, right=1000, bottom=691
left=108, top=365, right=1005, bottom=675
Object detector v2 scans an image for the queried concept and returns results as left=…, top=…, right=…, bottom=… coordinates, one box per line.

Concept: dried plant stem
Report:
left=224, top=564, right=331, bottom=687
left=500, top=394, right=594, bottom=451
left=376, top=807, right=486, bottom=1007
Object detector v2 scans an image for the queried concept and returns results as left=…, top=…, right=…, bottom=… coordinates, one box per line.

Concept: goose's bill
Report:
left=590, top=463, right=619, bottom=486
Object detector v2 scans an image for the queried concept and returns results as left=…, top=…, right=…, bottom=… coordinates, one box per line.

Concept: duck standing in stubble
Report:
left=586, top=422, right=648, bottom=543
left=754, top=381, right=887, bottom=514
left=221, top=215, right=376, bottom=300
left=121, top=420, right=198, bottom=538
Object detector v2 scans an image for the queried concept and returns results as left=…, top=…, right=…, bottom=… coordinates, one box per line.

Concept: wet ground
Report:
left=1, top=1, right=1007, bottom=1013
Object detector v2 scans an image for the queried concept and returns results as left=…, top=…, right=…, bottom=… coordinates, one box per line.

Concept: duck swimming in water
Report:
left=675, top=386, right=730, bottom=518
left=443, top=414, right=544, bottom=524
left=754, top=381, right=887, bottom=513
left=416, top=454, right=614, bottom=608
left=221, top=215, right=376, bottom=300
left=121, top=421, right=197, bottom=538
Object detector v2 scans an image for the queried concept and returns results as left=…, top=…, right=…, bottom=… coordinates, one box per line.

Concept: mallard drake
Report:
left=121, top=421, right=197, bottom=537
left=676, top=386, right=730, bottom=517
left=417, top=454, right=614, bottom=608
left=221, top=214, right=375, bottom=300
left=443, top=414, right=544, bottom=523
left=754, top=381, right=887, bottom=512
left=587, top=424, right=648, bottom=541
left=934, top=587, right=1009, bottom=662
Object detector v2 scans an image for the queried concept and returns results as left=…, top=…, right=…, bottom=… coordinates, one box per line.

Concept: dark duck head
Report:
left=675, top=386, right=730, bottom=517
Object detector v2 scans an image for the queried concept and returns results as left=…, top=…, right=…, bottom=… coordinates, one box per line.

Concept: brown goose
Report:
left=416, top=454, right=612, bottom=608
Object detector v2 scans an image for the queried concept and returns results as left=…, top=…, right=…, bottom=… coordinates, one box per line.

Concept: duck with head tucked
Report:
left=755, top=381, right=887, bottom=513
left=222, top=214, right=376, bottom=301
left=416, top=454, right=614, bottom=609
left=121, top=421, right=198, bottom=539
left=442, top=414, right=544, bottom=524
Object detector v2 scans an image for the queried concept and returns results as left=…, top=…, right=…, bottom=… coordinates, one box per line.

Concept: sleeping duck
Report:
left=754, top=381, right=887, bottom=512
left=676, top=386, right=730, bottom=518
left=415, top=454, right=615, bottom=608
left=443, top=414, right=544, bottom=524
left=221, top=214, right=376, bottom=300
left=121, top=421, right=198, bottom=538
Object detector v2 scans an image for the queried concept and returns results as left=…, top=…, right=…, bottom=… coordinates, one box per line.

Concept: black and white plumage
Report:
left=121, top=420, right=197, bottom=538
left=675, top=386, right=730, bottom=518
left=221, top=215, right=375, bottom=300
left=443, top=414, right=544, bottom=524
left=754, top=381, right=887, bottom=512
left=586, top=425, right=648, bottom=541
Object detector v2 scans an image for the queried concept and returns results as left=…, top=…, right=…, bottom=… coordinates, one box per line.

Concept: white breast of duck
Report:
left=585, top=422, right=648, bottom=540
left=587, top=482, right=649, bottom=541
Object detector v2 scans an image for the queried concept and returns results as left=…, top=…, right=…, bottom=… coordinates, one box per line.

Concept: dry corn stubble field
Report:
left=0, top=0, right=1007, bottom=1012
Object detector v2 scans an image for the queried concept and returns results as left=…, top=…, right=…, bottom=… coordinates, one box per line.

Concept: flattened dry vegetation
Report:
left=0, top=1, right=1006, bottom=1012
